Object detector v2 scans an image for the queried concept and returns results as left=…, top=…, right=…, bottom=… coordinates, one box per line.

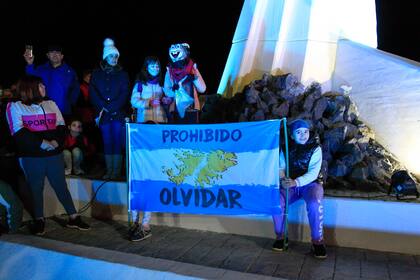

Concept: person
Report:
left=127, top=119, right=154, bottom=241
left=272, top=119, right=327, bottom=259
left=75, top=69, right=95, bottom=130
left=0, top=179, right=23, bottom=233
left=23, top=44, right=80, bottom=121
left=75, top=69, right=102, bottom=169
left=6, top=75, right=90, bottom=235
left=1, top=91, right=34, bottom=220
left=129, top=57, right=168, bottom=241
left=163, top=43, right=206, bottom=124
left=131, top=56, right=168, bottom=124
left=89, top=38, right=130, bottom=180
left=63, top=119, right=90, bottom=176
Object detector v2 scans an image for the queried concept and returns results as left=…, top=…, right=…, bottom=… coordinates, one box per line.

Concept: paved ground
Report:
left=5, top=216, right=420, bottom=280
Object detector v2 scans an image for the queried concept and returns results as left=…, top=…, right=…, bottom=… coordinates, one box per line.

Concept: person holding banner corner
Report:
left=272, top=119, right=327, bottom=259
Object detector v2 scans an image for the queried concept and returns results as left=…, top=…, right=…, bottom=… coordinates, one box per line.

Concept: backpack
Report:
left=388, top=170, right=419, bottom=200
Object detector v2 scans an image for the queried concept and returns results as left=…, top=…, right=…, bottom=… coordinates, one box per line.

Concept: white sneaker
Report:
left=65, top=169, right=72, bottom=175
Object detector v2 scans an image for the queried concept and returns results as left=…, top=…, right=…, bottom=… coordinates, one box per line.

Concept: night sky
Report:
left=0, top=1, right=418, bottom=92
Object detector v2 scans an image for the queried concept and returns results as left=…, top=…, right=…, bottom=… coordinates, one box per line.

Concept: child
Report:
left=128, top=206, right=152, bottom=242
left=272, top=119, right=327, bottom=259
left=63, top=119, right=89, bottom=175
left=130, top=56, right=169, bottom=124
left=129, top=55, right=169, bottom=241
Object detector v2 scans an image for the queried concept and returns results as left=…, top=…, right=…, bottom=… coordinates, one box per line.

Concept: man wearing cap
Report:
left=23, top=45, right=80, bottom=121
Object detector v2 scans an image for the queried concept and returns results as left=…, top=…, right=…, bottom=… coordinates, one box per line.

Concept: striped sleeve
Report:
left=5, top=102, right=23, bottom=135
left=48, top=100, right=65, bottom=126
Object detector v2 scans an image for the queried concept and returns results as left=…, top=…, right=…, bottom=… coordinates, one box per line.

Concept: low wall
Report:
left=37, top=177, right=420, bottom=255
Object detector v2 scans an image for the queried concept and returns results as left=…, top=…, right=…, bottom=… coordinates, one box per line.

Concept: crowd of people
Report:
left=0, top=37, right=326, bottom=259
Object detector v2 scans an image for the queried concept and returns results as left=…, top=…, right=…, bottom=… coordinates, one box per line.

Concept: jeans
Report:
left=272, top=182, right=324, bottom=242
left=19, top=154, right=77, bottom=219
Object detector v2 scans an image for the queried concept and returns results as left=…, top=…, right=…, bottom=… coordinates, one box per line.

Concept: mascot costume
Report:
left=163, top=43, right=206, bottom=123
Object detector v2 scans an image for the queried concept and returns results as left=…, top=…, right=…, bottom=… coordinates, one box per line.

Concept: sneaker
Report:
left=312, top=243, right=327, bottom=259
left=130, top=226, right=152, bottom=242
left=66, top=216, right=90, bottom=231
left=65, top=168, right=72, bottom=176
left=272, top=238, right=288, bottom=251
left=128, top=223, right=140, bottom=236
left=33, top=219, right=45, bottom=236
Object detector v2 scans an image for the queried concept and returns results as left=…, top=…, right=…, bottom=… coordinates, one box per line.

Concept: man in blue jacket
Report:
left=23, top=45, right=80, bottom=122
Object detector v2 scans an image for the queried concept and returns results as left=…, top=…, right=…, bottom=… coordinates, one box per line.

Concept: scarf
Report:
left=169, top=58, right=194, bottom=83
left=100, top=61, right=122, bottom=73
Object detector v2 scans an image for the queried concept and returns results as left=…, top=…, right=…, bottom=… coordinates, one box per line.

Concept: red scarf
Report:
left=169, top=58, right=194, bottom=83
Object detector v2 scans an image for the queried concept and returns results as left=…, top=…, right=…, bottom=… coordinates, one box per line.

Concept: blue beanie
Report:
left=289, top=119, right=310, bottom=132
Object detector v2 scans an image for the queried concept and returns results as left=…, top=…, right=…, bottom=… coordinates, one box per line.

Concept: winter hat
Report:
left=289, top=119, right=310, bottom=132
left=102, top=38, right=120, bottom=60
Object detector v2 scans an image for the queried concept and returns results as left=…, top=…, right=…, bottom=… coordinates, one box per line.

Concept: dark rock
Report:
left=244, top=86, right=261, bottom=104
left=329, top=160, right=350, bottom=177
left=271, top=101, right=289, bottom=118
left=349, top=162, right=369, bottom=181
left=344, top=96, right=360, bottom=123
left=312, top=97, right=328, bottom=120
left=256, top=99, right=269, bottom=113
left=251, top=109, right=265, bottom=121
left=325, top=176, right=353, bottom=190
left=260, top=88, right=278, bottom=107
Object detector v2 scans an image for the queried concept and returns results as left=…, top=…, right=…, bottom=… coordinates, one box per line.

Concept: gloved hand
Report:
left=171, top=83, right=179, bottom=91
left=185, top=74, right=196, bottom=83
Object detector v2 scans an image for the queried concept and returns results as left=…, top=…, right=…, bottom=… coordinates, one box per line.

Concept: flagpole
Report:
left=282, top=118, right=290, bottom=250
left=126, top=122, right=132, bottom=227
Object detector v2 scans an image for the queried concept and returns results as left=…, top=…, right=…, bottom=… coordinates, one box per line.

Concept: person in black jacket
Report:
left=6, top=75, right=90, bottom=235
left=89, top=38, right=130, bottom=180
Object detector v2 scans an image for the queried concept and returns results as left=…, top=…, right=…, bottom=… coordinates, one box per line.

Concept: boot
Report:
left=63, top=150, right=72, bottom=175
left=72, top=148, right=85, bottom=175
left=111, top=154, right=123, bottom=180
left=103, top=154, right=113, bottom=180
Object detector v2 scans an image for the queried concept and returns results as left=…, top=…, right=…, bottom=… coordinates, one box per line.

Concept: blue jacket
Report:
left=26, top=62, right=80, bottom=115
left=89, top=63, right=130, bottom=124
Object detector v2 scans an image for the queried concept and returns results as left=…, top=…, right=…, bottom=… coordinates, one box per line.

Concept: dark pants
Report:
left=19, top=154, right=77, bottom=219
left=100, top=120, right=125, bottom=155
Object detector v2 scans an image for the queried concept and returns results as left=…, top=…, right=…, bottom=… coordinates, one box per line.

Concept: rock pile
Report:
left=201, top=73, right=417, bottom=192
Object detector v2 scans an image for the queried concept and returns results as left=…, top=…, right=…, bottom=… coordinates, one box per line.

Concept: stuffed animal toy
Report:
left=164, top=43, right=206, bottom=123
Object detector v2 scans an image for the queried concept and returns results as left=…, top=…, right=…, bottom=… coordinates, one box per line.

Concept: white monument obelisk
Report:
left=218, top=0, right=377, bottom=97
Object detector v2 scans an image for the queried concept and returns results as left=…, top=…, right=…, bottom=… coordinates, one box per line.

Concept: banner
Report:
left=127, top=120, right=280, bottom=215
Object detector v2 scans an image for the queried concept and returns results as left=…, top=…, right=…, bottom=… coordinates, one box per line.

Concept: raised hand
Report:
left=23, top=49, right=34, bottom=65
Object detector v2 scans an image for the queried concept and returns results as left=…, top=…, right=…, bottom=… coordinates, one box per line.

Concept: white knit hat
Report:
left=102, top=38, right=120, bottom=60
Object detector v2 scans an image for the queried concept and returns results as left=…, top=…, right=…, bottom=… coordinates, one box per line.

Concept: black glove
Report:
left=172, top=83, right=179, bottom=91
left=185, top=74, right=196, bottom=83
